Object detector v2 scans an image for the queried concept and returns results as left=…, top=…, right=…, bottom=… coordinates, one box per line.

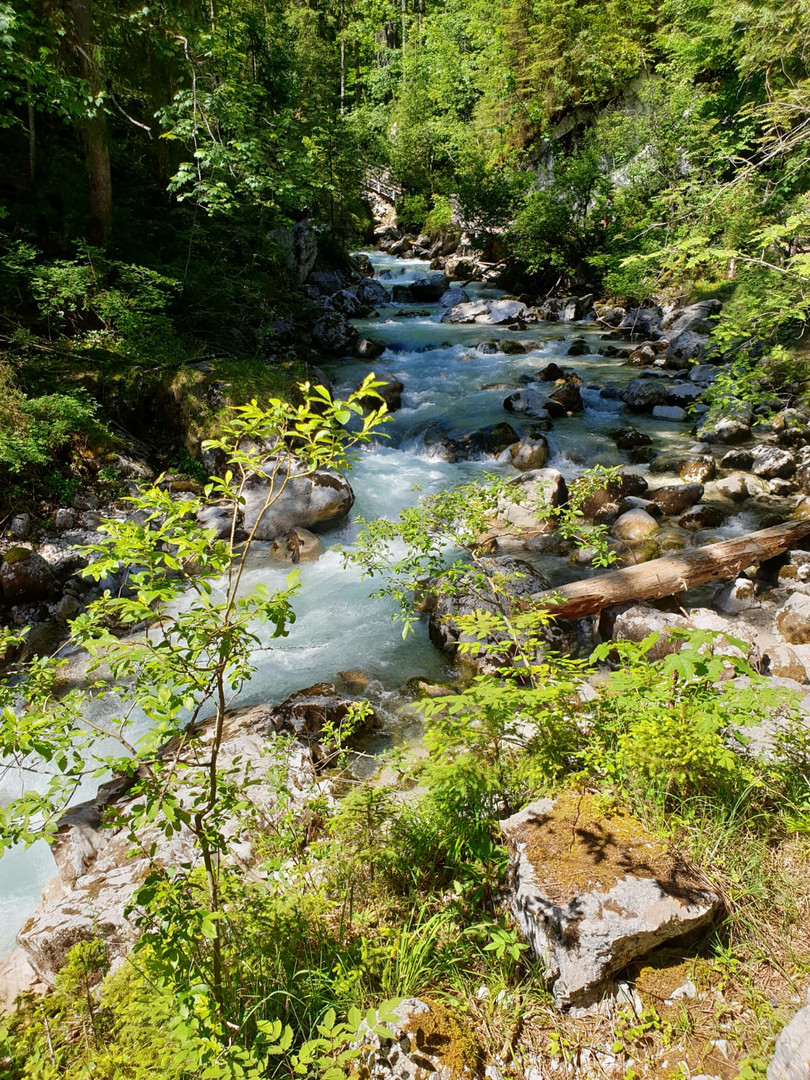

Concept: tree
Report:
left=0, top=375, right=389, bottom=1072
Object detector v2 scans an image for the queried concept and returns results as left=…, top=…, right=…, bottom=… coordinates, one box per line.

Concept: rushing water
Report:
left=1, top=249, right=699, bottom=959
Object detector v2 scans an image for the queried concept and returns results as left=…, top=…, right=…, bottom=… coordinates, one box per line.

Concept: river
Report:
left=1, top=249, right=698, bottom=958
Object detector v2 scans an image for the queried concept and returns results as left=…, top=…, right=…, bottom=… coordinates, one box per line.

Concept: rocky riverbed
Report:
left=4, top=244, right=810, bottom=1075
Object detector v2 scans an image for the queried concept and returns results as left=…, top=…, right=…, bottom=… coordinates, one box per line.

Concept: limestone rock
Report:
left=714, top=578, right=757, bottom=613
left=356, top=278, right=390, bottom=307
left=497, top=469, right=568, bottom=531
left=441, top=299, right=490, bottom=323
left=197, top=504, right=239, bottom=539
left=0, top=547, right=56, bottom=602
left=439, top=286, right=470, bottom=307
left=427, top=422, right=520, bottom=463
left=356, top=338, right=386, bottom=360
left=648, top=483, right=704, bottom=516
left=620, top=307, right=663, bottom=338
left=360, top=375, right=404, bottom=412
left=409, top=273, right=448, bottom=302
left=612, top=508, right=660, bottom=541
left=697, top=409, right=752, bottom=444
left=652, top=404, right=687, bottom=421
left=776, top=594, right=810, bottom=644
left=501, top=794, right=721, bottom=1007
left=502, top=387, right=552, bottom=421
left=353, top=998, right=478, bottom=1080
left=9, top=513, right=31, bottom=539
left=311, top=311, right=359, bottom=356
left=768, top=1002, right=810, bottom=1080
left=611, top=427, right=652, bottom=451
left=17, top=696, right=362, bottom=986
left=613, top=605, right=691, bottom=659
left=241, top=461, right=354, bottom=539
left=510, top=439, right=549, bottom=471
left=765, top=644, right=808, bottom=683
left=714, top=473, right=749, bottom=502
left=666, top=330, right=707, bottom=367
left=751, top=446, right=796, bottom=480
left=267, top=528, right=325, bottom=564
left=678, top=504, right=726, bottom=530
left=428, top=556, right=550, bottom=661
left=324, top=289, right=364, bottom=318
left=663, top=299, right=721, bottom=336
left=623, top=378, right=670, bottom=411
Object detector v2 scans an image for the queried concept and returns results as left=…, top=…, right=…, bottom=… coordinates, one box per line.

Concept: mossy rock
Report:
left=4, top=546, right=32, bottom=565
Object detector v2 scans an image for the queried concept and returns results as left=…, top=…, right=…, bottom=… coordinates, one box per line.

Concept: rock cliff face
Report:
left=12, top=687, right=375, bottom=993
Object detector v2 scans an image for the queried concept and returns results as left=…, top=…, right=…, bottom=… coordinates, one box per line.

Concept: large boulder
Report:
left=439, top=286, right=470, bottom=307
left=697, top=406, right=753, bottom=444
left=441, top=299, right=490, bottom=323
left=623, top=379, right=671, bottom=411
left=241, top=461, right=354, bottom=538
left=426, top=422, right=520, bottom=463
left=612, top=508, right=660, bottom=541
left=324, top=289, right=364, bottom=317
left=751, top=446, right=796, bottom=480
left=409, top=273, right=448, bottom=302
left=613, top=604, right=691, bottom=660
left=501, top=794, right=721, bottom=1007
left=648, top=483, right=704, bottom=516
left=663, top=299, right=721, bottom=336
left=356, top=278, right=390, bottom=306
left=0, top=547, right=57, bottom=602
left=620, top=307, right=663, bottom=338
left=311, top=311, right=359, bottom=356
left=666, top=330, right=707, bottom=368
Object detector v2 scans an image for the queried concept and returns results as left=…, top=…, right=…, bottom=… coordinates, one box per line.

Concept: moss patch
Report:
left=511, top=792, right=707, bottom=906
left=401, top=999, right=483, bottom=1078
left=3, top=546, right=32, bottom=564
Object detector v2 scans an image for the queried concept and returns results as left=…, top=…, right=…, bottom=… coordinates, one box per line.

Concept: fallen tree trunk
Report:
left=533, top=518, right=810, bottom=621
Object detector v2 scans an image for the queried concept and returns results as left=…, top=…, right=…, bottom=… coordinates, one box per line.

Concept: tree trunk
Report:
left=532, top=519, right=810, bottom=620
left=70, top=0, right=112, bottom=245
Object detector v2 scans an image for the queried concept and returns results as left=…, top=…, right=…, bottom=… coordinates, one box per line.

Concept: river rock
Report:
left=776, top=594, right=810, bottom=644
left=714, top=473, right=749, bottom=502
left=441, top=299, right=490, bottom=323
left=679, top=504, right=726, bottom=530
left=664, top=299, right=721, bottom=336
left=356, top=337, right=386, bottom=360
left=697, top=408, right=752, bottom=444
left=721, top=448, right=754, bottom=470
left=267, top=528, right=325, bottom=564
left=360, top=375, right=404, bottom=412
left=765, top=643, right=809, bottom=683
left=311, top=311, right=359, bottom=356
left=652, top=405, right=687, bottom=422
left=537, top=362, right=571, bottom=382
left=714, top=577, right=758, bottom=613
left=241, top=461, right=354, bottom=538
left=611, top=427, right=652, bottom=451
left=497, top=337, right=525, bottom=355
left=623, top=379, right=670, bottom=411
left=576, top=471, right=648, bottom=523
left=17, top=698, right=352, bottom=986
left=546, top=379, right=583, bottom=414
left=503, top=387, right=551, bottom=421
left=356, top=278, right=390, bottom=306
left=613, top=605, right=691, bottom=659
left=666, top=383, right=703, bottom=407
left=510, top=439, right=549, bottom=471
left=439, top=286, right=470, bottom=307
left=628, top=343, right=656, bottom=366
left=410, top=273, right=449, bottom=302
left=496, top=469, right=568, bottom=531
left=9, top=513, right=31, bottom=539
left=486, top=300, right=529, bottom=326
left=391, top=284, right=416, bottom=302
left=751, top=446, right=796, bottom=479
left=649, top=483, right=704, bottom=516
left=567, top=337, right=590, bottom=356
left=666, top=330, right=707, bottom=367
left=197, top=504, right=238, bottom=539
left=324, top=289, right=364, bottom=318
left=620, top=307, right=663, bottom=339
left=689, top=364, right=719, bottom=386
left=768, top=1001, right=810, bottom=1080
left=677, top=456, right=717, bottom=483
left=501, top=794, right=721, bottom=1008
left=612, top=508, right=660, bottom=541
left=0, top=547, right=56, bottom=602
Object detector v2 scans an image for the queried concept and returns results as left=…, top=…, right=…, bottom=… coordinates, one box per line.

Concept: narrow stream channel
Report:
left=1, top=249, right=703, bottom=957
